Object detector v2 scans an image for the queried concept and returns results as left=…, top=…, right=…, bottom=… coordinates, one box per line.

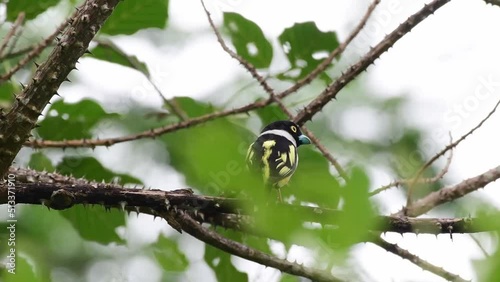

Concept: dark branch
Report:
left=293, top=0, right=452, bottom=125
left=0, top=0, right=121, bottom=176
left=176, top=211, right=342, bottom=282
left=371, top=235, right=469, bottom=282
left=3, top=167, right=500, bottom=234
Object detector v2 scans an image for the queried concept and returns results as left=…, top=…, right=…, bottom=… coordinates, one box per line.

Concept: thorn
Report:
left=64, top=77, right=71, bottom=82
left=84, top=49, right=92, bottom=55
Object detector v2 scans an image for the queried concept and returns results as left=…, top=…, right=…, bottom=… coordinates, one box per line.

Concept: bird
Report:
left=246, top=120, right=311, bottom=202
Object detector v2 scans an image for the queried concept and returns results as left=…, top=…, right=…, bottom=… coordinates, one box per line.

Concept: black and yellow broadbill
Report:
left=246, top=120, right=311, bottom=201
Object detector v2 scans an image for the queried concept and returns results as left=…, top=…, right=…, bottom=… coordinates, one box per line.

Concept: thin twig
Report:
left=175, top=211, right=343, bottom=282
left=399, top=164, right=500, bottom=217
left=0, top=16, right=71, bottom=83
left=293, top=0, right=453, bottom=125
left=0, top=12, right=25, bottom=58
left=405, top=98, right=500, bottom=209
left=25, top=98, right=271, bottom=148
left=372, top=133, right=453, bottom=197
left=469, top=235, right=490, bottom=258
left=371, top=235, right=469, bottom=282
left=370, top=147, right=453, bottom=196
left=200, top=0, right=276, bottom=96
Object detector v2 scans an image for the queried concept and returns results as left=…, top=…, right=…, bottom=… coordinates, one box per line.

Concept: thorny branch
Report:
left=176, top=211, right=343, bottom=282
left=4, top=166, right=500, bottom=235
left=398, top=164, right=500, bottom=217
left=293, top=0, right=453, bottom=125
left=405, top=98, right=500, bottom=208
left=370, top=147, right=453, bottom=196
left=0, top=0, right=122, bottom=177
left=371, top=235, right=469, bottom=282
left=0, top=16, right=72, bottom=83
left=201, top=0, right=356, bottom=181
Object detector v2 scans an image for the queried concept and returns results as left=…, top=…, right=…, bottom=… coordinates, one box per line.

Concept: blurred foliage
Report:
left=0, top=1, right=497, bottom=282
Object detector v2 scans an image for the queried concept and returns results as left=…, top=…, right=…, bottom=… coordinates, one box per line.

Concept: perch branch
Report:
left=4, top=167, right=500, bottom=234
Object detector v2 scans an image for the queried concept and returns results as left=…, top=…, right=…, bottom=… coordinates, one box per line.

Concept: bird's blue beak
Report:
left=298, top=135, right=311, bottom=145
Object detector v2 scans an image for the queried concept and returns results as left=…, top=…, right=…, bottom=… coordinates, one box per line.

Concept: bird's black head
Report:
left=261, top=120, right=311, bottom=146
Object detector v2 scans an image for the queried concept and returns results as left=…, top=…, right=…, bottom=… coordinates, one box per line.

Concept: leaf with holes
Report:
left=278, top=22, right=339, bottom=82
left=224, top=12, right=273, bottom=69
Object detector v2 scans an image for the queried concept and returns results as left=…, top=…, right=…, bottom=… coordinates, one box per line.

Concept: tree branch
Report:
left=293, top=0, right=453, bottom=125
left=0, top=12, right=25, bottom=58
left=0, top=16, right=71, bottom=83
left=400, top=165, right=500, bottom=217
left=0, top=0, right=121, bottom=176
left=406, top=97, right=500, bottom=208
left=4, top=167, right=500, bottom=234
left=371, top=235, right=469, bottom=282
left=176, top=211, right=342, bottom=282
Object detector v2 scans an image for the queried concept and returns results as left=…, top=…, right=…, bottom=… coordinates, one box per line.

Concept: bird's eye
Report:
left=290, top=126, right=297, bottom=133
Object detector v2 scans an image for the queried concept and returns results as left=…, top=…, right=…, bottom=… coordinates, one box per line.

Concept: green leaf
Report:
left=153, top=235, right=189, bottom=272
left=91, top=39, right=149, bottom=76
left=6, top=0, right=61, bottom=21
left=223, top=12, right=273, bottom=68
left=56, top=156, right=141, bottom=185
left=37, top=99, right=118, bottom=141
left=278, top=22, right=339, bottom=82
left=59, top=205, right=125, bottom=245
left=28, top=152, right=54, bottom=172
left=100, top=0, right=169, bottom=35
left=205, top=244, right=248, bottom=282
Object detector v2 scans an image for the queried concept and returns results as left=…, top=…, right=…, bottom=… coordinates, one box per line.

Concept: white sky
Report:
left=12, top=0, right=500, bottom=281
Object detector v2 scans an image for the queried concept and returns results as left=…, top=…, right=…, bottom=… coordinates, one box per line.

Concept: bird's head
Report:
left=261, top=120, right=311, bottom=146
